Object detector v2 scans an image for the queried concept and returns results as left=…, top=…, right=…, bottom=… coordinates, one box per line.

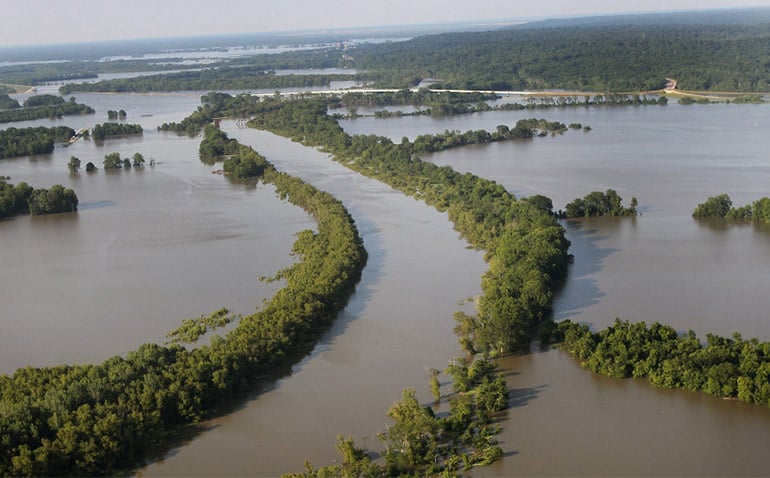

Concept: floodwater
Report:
left=344, top=102, right=770, bottom=475
left=139, top=124, right=487, bottom=476
left=3, top=90, right=770, bottom=476
left=0, top=94, right=315, bottom=373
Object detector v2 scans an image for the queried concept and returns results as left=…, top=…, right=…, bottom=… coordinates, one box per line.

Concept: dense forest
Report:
left=0, top=180, right=78, bottom=218
left=563, top=189, right=638, bottom=218
left=349, top=23, right=770, bottom=92
left=0, top=126, right=75, bottom=159
left=0, top=139, right=367, bottom=475
left=0, top=95, right=94, bottom=124
left=91, top=122, right=143, bottom=141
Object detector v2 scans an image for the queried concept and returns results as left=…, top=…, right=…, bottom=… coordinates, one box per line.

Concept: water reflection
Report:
left=553, top=219, right=616, bottom=324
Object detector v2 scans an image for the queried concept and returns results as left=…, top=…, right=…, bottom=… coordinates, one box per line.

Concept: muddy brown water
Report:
left=3, top=95, right=770, bottom=476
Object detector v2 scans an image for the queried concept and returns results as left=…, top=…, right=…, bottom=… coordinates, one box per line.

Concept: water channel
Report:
left=2, top=92, right=770, bottom=475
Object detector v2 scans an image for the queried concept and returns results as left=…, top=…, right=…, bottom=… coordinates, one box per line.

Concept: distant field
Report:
left=0, top=83, right=34, bottom=93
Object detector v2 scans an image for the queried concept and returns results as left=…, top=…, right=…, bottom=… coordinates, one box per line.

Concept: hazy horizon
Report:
left=3, top=0, right=770, bottom=48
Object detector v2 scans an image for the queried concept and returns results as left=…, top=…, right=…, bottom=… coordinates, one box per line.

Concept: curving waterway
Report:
left=3, top=93, right=770, bottom=475
left=342, top=102, right=770, bottom=475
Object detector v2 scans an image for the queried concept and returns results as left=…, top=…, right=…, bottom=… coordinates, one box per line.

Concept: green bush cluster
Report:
left=0, top=126, right=75, bottom=159
left=91, top=122, right=142, bottom=141
left=692, top=193, right=770, bottom=223
left=556, top=319, right=770, bottom=404
left=198, top=125, right=269, bottom=179
left=563, top=189, right=638, bottom=218
left=0, top=180, right=78, bottom=218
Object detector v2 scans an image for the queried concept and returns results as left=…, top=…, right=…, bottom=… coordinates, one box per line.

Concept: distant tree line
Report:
left=59, top=68, right=359, bottom=94
left=692, top=193, right=770, bottom=223
left=331, top=89, right=498, bottom=108
left=91, top=123, right=143, bottom=141
left=0, top=179, right=78, bottom=218
left=0, top=126, right=75, bottom=159
left=349, top=23, right=770, bottom=92
left=0, top=95, right=94, bottom=124
left=555, top=319, right=770, bottom=407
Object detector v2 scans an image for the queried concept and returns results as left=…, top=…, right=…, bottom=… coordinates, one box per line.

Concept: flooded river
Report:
left=3, top=93, right=770, bottom=475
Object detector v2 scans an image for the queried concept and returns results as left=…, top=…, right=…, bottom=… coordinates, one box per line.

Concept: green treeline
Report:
left=366, top=93, right=669, bottom=119
left=0, top=180, right=78, bottom=218
left=350, top=23, right=770, bottom=92
left=91, top=123, right=143, bottom=141
left=0, top=126, right=75, bottom=159
left=556, top=319, right=770, bottom=406
left=563, top=189, right=638, bottom=218
left=692, top=193, right=770, bottom=223
left=407, top=118, right=577, bottom=155
left=334, top=89, right=498, bottom=107
left=0, top=141, right=367, bottom=476
left=0, top=95, right=94, bottom=124
left=59, top=68, right=358, bottom=94
left=10, top=17, right=770, bottom=96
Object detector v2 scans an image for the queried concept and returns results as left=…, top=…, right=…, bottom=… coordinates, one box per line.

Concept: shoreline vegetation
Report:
left=0, top=126, right=75, bottom=159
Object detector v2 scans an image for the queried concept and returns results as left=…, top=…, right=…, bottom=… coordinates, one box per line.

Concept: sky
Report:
left=2, top=0, right=769, bottom=47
